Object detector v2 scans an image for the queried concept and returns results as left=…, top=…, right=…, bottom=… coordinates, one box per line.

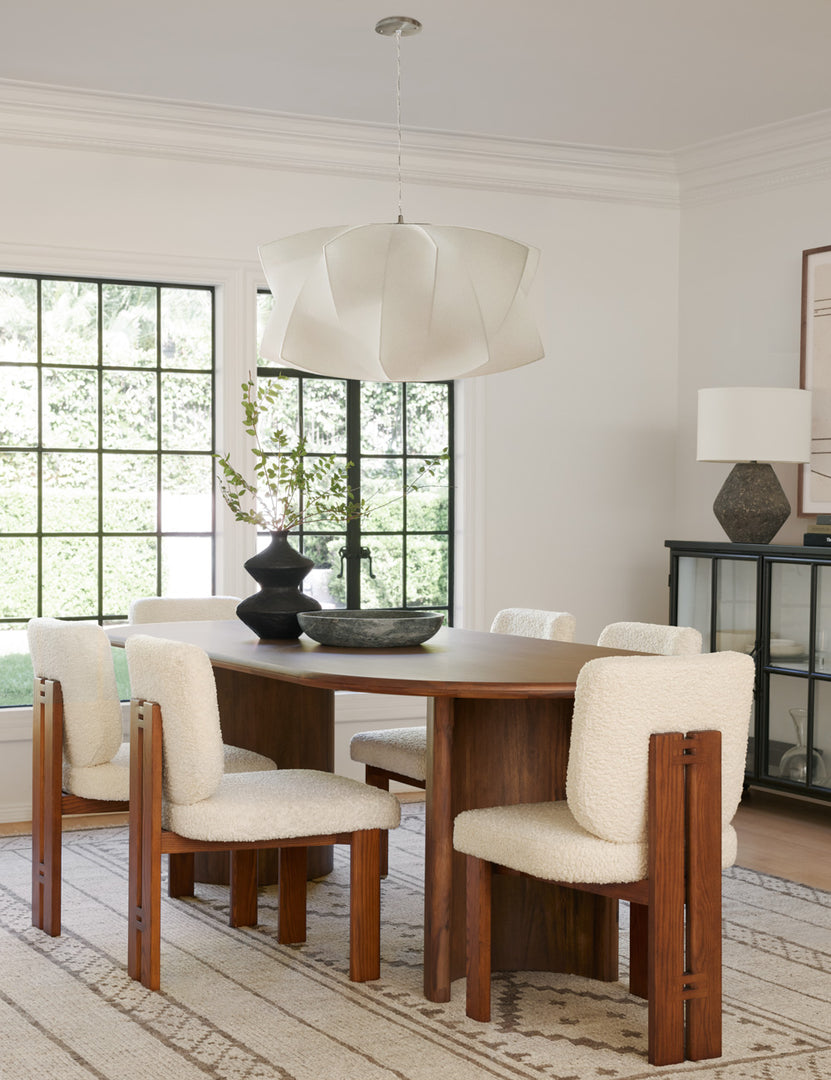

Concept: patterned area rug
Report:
left=1, top=803, right=830, bottom=1079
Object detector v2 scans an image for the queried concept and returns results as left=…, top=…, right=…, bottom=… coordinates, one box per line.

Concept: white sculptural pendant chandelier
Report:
left=258, top=16, right=544, bottom=382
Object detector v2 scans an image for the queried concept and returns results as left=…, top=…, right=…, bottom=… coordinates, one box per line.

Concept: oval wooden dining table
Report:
left=108, top=619, right=625, bottom=1003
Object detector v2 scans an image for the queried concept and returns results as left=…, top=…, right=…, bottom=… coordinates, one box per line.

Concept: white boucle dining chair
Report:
left=28, top=617, right=275, bottom=937
left=596, top=620, right=702, bottom=655
left=128, top=595, right=241, bottom=623
left=348, top=608, right=577, bottom=874
left=125, top=633, right=400, bottom=990
left=453, top=650, right=755, bottom=1067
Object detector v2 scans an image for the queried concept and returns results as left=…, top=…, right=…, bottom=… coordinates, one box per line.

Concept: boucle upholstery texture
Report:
left=596, top=620, right=702, bottom=655
left=62, top=741, right=275, bottom=802
left=454, top=800, right=739, bottom=883
left=128, top=596, right=240, bottom=623
left=489, top=608, right=577, bottom=641
left=126, top=635, right=225, bottom=806
left=454, top=651, right=753, bottom=883
left=28, top=618, right=122, bottom=769
left=350, top=727, right=428, bottom=780
left=165, top=768, right=401, bottom=842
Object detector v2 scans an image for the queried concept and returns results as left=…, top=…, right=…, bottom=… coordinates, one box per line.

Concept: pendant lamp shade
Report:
left=258, top=223, right=543, bottom=382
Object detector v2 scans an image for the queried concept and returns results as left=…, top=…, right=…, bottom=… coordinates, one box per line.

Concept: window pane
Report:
left=0, top=625, right=33, bottom=706
left=0, top=366, right=38, bottom=446
left=407, top=457, right=449, bottom=531
left=161, top=287, right=212, bottom=370
left=0, top=452, right=37, bottom=531
left=161, top=536, right=212, bottom=595
left=256, top=292, right=274, bottom=357
left=0, top=276, right=37, bottom=364
left=361, top=382, right=403, bottom=454
left=0, top=539, right=38, bottom=616
left=162, top=454, right=212, bottom=532
left=42, top=536, right=98, bottom=616
left=102, top=284, right=157, bottom=368
left=363, top=459, right=404, bottom=531
left=42, top=452, right=98, bottom=533
left=302, top=378, right=347, bottom=453
left=407, top=382, right=449, bottom=454
left=103, top=536, right=158, bottom=616
left=360, top=535, right=403, bottom=608
left=103, top=452, right=157, bottom=533
left=42, top=279, right=98, bottom=366
left=42, top=367, right=98, bottom=448
left=407, top=535, right=449, bottom=608
left=161, top=372, right=212, bottom=450
left=301, top=533, right=346, bottom=608
left=102, top=370, right=157, bottom=449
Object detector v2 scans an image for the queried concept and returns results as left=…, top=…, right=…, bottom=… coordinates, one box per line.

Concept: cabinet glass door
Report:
left=765, top=673, right=810, bottom=782
left=768, top=562, right=811, bottom=670
left=676, top=556, right=711, bottom=649
left=810, top=681, right=831, bottom=790
left=714, top=558, right=756, bottom=655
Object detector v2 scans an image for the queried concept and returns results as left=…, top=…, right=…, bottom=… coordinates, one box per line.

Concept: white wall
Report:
left=676, top=178, right=831, bottom=543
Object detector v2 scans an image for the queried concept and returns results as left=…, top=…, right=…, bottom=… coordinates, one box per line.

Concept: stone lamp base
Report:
left=713, top=462, right=790, bottom=544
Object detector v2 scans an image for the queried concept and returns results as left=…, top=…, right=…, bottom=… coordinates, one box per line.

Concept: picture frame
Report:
left=799, top=244, right=831, bottom=515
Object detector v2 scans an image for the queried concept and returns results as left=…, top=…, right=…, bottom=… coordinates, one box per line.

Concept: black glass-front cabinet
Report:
left=667, top=540, right=831, bottom=802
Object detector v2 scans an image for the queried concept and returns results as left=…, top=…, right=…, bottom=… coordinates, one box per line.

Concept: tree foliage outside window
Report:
left=0, top=274, right=215, bottom=706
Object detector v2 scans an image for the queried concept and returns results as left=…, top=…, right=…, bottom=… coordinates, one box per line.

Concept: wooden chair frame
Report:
left=128, top=698, right=383, bottom=991
left=464, top=729, right=724, bottom=1068
left=364, top=764, right=425, bottom=877
left=32, top=678, right=129, bottom=936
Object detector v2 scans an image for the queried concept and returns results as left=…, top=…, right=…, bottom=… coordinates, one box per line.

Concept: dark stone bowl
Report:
left=297, top=609, right=444, bottom=648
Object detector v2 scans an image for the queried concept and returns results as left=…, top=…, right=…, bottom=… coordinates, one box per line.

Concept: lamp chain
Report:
left=395, top=28, right=404, bottom=223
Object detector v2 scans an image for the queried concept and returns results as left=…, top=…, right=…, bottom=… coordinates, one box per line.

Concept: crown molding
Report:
left=0, top=79, right=677, bottom=207
left=677, top=108, right=831, bottom=206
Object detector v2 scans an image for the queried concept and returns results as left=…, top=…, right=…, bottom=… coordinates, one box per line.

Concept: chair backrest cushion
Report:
left=128, top=596, right=241, bottom=623
left=27, top=617, right=122, bottom=768
left=125, top=635, right=224, bottom=806
left=490, top=608, right=576, bottom=641
left=596, top=620, right=702, bottom=655
left=566, top=651, right=755, bottom=844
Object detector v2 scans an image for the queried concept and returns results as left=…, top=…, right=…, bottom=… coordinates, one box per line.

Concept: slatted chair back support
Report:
left=453, top=651, right=755, bottom=1067
left=596, top=620, right=702, bottom=655
left=125, top=634, right=401, bottom=991
left=128, top=596, right=241, bottom=623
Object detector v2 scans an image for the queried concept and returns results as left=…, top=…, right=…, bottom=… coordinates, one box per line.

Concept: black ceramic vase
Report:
left=235, top=531, right=322, bottom=639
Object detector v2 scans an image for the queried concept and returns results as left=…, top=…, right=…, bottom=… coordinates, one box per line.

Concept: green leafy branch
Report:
left=215, top=375, right=447, bottom=534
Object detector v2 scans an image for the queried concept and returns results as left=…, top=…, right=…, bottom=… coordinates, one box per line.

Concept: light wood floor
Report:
left=4, top=789, right=830, bottom=890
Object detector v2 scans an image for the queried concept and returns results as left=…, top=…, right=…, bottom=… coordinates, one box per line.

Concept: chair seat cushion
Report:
left=349, top=727, right=427, bottom=781
left=453, top=800, right=738, bottom=884
left=63, top=741, right=276, bottom=800
left=164, top=769, right=402, bottom=842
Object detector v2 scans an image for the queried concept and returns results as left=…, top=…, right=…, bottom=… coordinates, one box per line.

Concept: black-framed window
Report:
left=0, top=272, right=215, bottom=705
left=256, top=294, right=454, bottom=621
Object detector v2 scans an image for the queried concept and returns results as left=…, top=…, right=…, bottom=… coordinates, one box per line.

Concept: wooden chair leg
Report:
left=365, top=767, right=391, bottom=877
left=168, top=853, right=195, bottom=899
left=465, top=854, right=492, bottom=1021
left=684, top=731, right=723, bottom=1061
left=128, top=701, right=163, bottom=991
left=647, top=732, right=688, bottom=1067
left=349, top=828, right=381, bottom=982
left=230, top=850, right=258, bottom=927
left=278, top=846, right=307, bottom=944
left=32, top=678, right=63, bottom=936
left=629, top=901, right=648, bottom=999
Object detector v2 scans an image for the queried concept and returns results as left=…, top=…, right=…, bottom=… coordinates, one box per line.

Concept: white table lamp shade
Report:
left=697, top=387, right=812, bottom=463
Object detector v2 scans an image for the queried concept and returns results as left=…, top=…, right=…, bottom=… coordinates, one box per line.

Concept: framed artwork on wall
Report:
left=799, top=244, right=831, bottom=515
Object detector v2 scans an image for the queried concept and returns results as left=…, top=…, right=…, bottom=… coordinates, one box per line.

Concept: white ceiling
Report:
left=5, top=0, right=831, bottom=152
